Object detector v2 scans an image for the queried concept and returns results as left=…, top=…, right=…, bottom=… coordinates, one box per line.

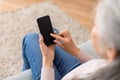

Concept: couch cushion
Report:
left=78, top=40, right=100, bottom=58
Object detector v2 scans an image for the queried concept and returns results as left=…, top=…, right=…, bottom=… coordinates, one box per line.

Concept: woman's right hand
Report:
left=50, top=30, right=80, bottom=57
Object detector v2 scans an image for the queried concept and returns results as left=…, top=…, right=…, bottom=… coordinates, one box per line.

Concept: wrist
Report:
left=73, top=47, right=80, bottom=57
left=43, top=58, right=53, bottom=68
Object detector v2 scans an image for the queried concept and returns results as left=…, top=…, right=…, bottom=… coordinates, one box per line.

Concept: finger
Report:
left=54, top=39, right=64, bottom=48
left=52, top=32, right=57, bottom=35
left=50, top=33, right=65, bottom=42
left=54, top=31, right=57, bottom=34
left=54, top=32, right=57, bottom=34
left=39, top=34, right=43, bottom=43
left=58, top=30, right=70, bottom=37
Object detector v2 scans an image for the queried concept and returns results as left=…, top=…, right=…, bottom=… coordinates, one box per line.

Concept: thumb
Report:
left=39, top=34, right=44, bottom=45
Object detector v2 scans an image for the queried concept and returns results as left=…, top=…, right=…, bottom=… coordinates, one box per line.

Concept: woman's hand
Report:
left=50, top=30, right=80, bottom=57
left=39, top=35, right=55, bottom=68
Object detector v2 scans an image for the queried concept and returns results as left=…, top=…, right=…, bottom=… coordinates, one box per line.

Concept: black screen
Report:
left=37, top=15, right=55, bottom=46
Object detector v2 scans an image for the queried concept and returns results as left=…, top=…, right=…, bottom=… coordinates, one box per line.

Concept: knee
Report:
left=23, top=32, right=39, bottom=45
left=26, top=32, right=39, bottom=39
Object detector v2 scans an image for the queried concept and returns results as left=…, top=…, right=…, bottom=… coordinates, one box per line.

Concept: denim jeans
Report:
left=22, top=32, right=81, bottom=80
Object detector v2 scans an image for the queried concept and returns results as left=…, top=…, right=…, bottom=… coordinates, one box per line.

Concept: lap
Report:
left=22, top=32, right=81, bottom=79
left=54, top=46, right=81, bottom=77
left=5, top=35, right=96, bottom=80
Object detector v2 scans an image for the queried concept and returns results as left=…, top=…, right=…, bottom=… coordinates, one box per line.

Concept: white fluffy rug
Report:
left=0, top=1, right=90, bottom=79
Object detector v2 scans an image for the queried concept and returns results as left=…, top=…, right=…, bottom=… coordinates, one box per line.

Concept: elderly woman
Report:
left=5, top=0, right=120, bottom=80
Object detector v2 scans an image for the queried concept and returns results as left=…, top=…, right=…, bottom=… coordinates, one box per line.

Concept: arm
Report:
left=39, top=35, right=55, bottom=80
left=41, top=67, right=54, bottom=80
left=68, top=45, right=93, bottom=63
left=51, top=30, right=93, bottom=63
left=74, top=48, right=93, bottom=63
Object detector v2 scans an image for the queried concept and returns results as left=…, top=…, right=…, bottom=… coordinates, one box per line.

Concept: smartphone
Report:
left=37, top=15, right=55, bottom=46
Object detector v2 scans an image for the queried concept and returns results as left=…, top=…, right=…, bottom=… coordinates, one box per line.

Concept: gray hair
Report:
left=79, top=0, right=120, bottom=80
left=95, top=0, right=120, bottom=50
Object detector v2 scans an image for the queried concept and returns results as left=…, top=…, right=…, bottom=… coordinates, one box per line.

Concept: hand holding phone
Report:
left=37, top=15, right=55, bottom=46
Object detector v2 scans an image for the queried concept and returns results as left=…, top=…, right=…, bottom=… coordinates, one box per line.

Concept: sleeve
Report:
left=75, top=51, right=94, bottom=63
left=41, top=67, right=55, bottom=80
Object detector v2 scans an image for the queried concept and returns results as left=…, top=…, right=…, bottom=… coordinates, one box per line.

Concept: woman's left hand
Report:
left=39, top=35, right=55, bottom=68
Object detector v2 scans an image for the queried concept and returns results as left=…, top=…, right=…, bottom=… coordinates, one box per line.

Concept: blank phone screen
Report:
left=37, top=15, right=55, bottom=46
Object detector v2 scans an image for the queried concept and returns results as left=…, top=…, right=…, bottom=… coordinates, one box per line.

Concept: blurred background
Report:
left=0, top=0, right=98, bottom=29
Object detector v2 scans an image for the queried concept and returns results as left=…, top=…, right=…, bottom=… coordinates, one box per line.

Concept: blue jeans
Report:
left=22, top=32, right=81, bottom=80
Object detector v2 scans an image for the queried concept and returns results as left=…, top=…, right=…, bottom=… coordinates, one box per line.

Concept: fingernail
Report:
left=54, top=40, right=56, bottom=42
left=50, top=33, right=53, bottom=35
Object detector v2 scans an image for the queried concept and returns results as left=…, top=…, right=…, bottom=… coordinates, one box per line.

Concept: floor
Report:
left=0, top=0, right=98, bottom=29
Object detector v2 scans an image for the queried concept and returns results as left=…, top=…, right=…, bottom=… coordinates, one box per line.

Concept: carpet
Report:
left=0, top=1, right=90, bottom=79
